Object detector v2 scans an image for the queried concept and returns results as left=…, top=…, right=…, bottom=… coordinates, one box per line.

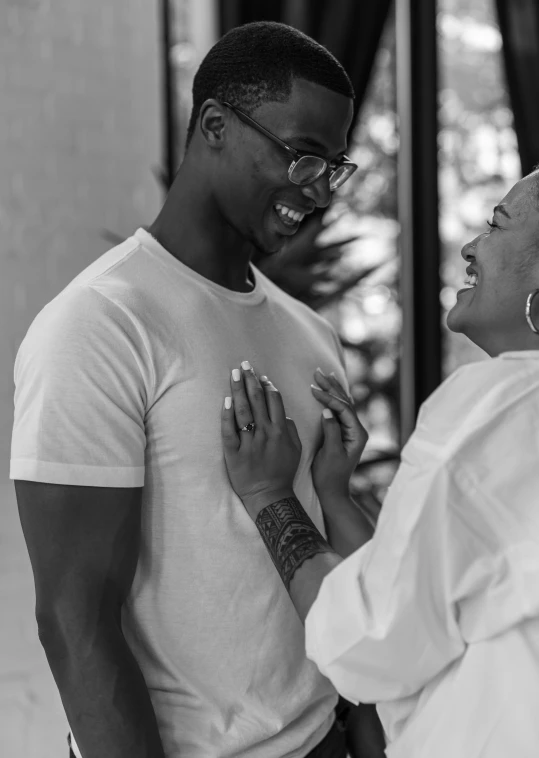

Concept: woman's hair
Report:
left=532, top=166, right=539, bottom=206
left=186, top=21, right=354, bottom=148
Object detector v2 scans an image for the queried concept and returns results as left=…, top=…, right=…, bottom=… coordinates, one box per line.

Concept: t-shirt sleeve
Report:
left=10, top=285, right=153, bottom=487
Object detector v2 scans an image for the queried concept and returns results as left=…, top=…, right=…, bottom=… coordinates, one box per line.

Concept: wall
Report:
left=0, top=1, right=161, bottom=755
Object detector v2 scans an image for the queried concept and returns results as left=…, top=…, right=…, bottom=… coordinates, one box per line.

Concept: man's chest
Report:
left=145, top=318, right=344, bottom=469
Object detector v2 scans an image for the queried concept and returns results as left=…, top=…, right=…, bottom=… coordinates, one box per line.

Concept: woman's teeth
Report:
left=464, top=273, right=478, bottom=287
left=275, top=204, right=305, bottom=223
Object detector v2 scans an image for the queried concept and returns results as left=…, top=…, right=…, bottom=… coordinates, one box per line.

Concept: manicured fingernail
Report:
left=232, top=369, right=241, bottom=381
left=261, top=376, right=277, bottom=391
left=311, top=383, right=322, bottom=391
left=315, top=367, right=324, bottom=375
left=241, top=361, right=251, bottom=371
left=224, top=396, right=232, bottom=409
left=322, top=409, right=333, bottom=419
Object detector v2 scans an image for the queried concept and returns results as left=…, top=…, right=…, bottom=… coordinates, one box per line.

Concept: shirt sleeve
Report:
left=305, top=388, right=539, bottom=705
left=305, top=460, right=468, bottom=705
left=10, top=284, right=154, bottom=487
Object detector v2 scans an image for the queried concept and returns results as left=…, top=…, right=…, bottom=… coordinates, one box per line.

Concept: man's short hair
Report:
left=185, top=21, right=355, bottom=148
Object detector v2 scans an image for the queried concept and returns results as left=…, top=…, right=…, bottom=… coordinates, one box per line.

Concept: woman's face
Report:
left=447, top=173, right=539, bottom=356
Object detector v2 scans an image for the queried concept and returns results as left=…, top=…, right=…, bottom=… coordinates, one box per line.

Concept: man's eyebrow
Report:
left=493, top=204, right=511, bottom=219
left=293, top=135, right=346, bottom=159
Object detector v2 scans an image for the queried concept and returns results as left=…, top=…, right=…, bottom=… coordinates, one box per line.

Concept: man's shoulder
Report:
left=18, top=259, right=153, bottom=380
left=32, top=232, right=171, bottom=337
left=15, top=276, right=155, bottom=407
left=27, top=278, right=133, bottom=342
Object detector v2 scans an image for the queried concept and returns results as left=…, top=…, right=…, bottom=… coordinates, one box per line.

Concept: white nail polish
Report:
left=241, top=361, right=251, bottom=371
left=232, top=369, right=241, bottom=381
left=311, top=384, right=322, bottom=391
left=260, top=375, right=268, bottom=382
left=322, top=409, right=333, bottom=419
left=224, top=396, right=232, bottom=409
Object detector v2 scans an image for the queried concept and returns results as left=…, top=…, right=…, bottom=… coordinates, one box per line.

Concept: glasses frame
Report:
left=222, top=101, right=357, bottom=190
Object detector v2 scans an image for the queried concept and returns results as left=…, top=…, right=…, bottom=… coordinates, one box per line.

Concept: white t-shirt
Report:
left=305, top=351, right=539, bottom=758
left=11, top=228, right=346, bottom=758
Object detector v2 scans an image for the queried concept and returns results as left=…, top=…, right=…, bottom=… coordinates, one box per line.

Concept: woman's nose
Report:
left=460, top=234, right=481, bottom=262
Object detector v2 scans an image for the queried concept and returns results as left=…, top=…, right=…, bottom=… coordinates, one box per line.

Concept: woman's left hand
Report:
left=221, top=362, right=302, bottom=520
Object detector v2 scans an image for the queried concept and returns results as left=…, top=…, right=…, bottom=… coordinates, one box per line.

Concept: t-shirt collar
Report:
left=499, top=350, right=539, bottom=360
left=133, top=228, right=267, bottom=306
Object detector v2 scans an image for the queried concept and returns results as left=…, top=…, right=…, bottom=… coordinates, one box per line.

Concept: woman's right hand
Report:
left=310, top=368, right=369, bottom=502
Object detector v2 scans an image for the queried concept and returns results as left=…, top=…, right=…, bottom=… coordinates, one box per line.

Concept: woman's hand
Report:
left=221, top=362, right=302, bottom=521
left=310, top=368, right=369, bottom=501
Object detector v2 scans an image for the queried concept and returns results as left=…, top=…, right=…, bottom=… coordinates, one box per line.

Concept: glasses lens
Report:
left=289, top=156, right=327, bottom=185
left=329, top=164, right=357, bottom=191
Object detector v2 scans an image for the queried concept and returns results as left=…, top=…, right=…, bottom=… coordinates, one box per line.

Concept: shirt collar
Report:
left=499, top=351, right=539, bottom=360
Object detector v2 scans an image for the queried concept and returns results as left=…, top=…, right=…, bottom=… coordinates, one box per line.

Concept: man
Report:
left=11, top=21, right=378, bottom=758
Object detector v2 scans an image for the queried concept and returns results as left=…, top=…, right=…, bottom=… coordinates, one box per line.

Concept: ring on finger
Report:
left=240, top=422, right=256, bottom=432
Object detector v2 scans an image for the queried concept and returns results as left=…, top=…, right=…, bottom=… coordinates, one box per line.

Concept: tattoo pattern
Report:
left=255, top=496, right=334, bottom=590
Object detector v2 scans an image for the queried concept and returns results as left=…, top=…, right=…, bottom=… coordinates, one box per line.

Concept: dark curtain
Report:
left=496, top=0, right=539, bottom=175
left=219, top=0, right=393, bottom=122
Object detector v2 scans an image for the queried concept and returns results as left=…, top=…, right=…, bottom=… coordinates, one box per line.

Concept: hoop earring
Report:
left=525, top=289, right=539, bottom=334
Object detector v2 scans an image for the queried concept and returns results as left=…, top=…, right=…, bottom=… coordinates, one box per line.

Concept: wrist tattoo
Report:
left=255, top=496, right=334, bottom=590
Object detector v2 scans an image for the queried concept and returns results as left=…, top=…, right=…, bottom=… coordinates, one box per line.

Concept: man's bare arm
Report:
left=15, top=481, right=165, bottom=758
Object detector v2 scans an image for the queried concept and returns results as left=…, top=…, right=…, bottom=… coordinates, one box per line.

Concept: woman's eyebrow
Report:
left=493, top=204, right=511, bottom=219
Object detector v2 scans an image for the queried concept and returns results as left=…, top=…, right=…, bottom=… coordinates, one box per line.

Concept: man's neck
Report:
left=148, top=167, right=255, bottom=293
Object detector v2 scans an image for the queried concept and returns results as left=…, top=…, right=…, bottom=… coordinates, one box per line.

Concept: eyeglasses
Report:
left=223, top=102, right=357, bottom=191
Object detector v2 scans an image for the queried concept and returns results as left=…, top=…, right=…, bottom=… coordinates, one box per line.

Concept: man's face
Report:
left=447, top=174, right=539, bottom=355
left=217, top=78, right=354, bottom=255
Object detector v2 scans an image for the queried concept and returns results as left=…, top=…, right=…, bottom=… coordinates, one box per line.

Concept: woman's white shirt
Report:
left=305, top=351, right=539, bottom=758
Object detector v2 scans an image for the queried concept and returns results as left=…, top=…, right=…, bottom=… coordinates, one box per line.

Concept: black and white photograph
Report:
left=2, top=1, right=539, bottom=757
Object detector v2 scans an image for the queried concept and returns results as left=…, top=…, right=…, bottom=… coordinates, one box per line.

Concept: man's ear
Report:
left=199, top=99, right=228, bottom=149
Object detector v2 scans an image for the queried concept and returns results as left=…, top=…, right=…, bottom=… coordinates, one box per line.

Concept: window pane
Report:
left=320, top=12, right=400, bottom=502
left=438, top=0, right=521, bottom=377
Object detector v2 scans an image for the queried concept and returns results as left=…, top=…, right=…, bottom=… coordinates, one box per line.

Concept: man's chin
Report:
left=252, top=234, right=286, bottom=258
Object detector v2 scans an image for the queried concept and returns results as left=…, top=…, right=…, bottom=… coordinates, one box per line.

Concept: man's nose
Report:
left=300, top=174, right=332, bottom=209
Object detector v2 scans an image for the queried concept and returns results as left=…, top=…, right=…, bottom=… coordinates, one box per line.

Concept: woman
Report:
left=220, top=172, right=539, bottom=757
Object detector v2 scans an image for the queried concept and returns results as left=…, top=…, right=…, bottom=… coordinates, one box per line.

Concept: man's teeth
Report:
left=275, top=204, right=305, bottom=223
left=464, top=273, right=478, bottom=287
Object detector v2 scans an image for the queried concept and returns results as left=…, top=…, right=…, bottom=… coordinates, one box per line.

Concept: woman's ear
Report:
left=527, top=287, right=539, bottom=334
